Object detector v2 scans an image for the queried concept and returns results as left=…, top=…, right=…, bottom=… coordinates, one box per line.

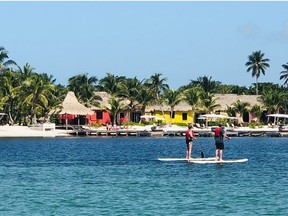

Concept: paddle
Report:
left=194, top=138, right=205, bottom=158
left=200, top=150, right=205, bottom=158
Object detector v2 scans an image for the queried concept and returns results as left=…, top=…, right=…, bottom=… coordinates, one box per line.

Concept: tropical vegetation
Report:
left=1, top=46, right=288, bottom=126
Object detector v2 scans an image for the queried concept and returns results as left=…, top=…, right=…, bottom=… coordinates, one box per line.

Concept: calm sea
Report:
left=0, top=136, right=287, bottom=215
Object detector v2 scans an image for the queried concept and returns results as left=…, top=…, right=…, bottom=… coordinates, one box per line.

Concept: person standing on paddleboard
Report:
left=185, top=123, right=197, bottom=159
left=214, top=123, right=231, bottom=161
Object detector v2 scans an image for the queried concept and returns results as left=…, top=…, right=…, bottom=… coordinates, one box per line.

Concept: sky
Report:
left=1, top=1, right=288, bottom=89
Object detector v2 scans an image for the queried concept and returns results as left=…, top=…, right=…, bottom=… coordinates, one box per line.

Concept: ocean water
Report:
left=0, top=136, right=287, bottom=215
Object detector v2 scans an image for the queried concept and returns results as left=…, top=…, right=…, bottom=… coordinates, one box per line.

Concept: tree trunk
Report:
left=256, top=77, right=259, bottom=95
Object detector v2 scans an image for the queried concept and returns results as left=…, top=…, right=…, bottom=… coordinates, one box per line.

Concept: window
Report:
left=182, top=113, right=187, bottom=120
left=172, top=111, right=175, bottom=119
left=96, top=111, right=103, bottom=119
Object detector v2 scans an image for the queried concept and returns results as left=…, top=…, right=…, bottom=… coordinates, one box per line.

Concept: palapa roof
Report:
left=146, top=94, right=263, bottom=112
left=90, top=92, right=133, bottom=110
left=214, top=94, right=262, bottom=110
left=74, top=91, right=262, bottom=113
left=56, top=91, right=94, bottom=115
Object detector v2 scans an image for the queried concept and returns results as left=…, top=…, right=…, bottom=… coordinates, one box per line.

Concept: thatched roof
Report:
left=90, top=92, right=133, bottom=110
left=214, top=94, right=262, bottom=110
left=90, top=92, right=111, bottom=110
left=56, top=91, right=94, bottom=115
left=86, top=92, right=262, bottom=113
left=146, top=94, right=263, bottom=112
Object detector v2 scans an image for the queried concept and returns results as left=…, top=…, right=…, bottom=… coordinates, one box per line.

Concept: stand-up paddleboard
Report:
left=190, top=158, right=248, bottom=164
left=158, top=157, right=216, bottom=162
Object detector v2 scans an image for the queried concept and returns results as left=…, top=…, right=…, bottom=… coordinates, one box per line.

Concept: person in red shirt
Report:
left=185, top=123, right=197, bottom=159
left=214, top=123, right=231, bottom=161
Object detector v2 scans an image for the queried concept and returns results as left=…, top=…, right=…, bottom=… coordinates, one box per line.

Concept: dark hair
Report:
left=218, top=123, right=223, bottom=127
left=188, top=123, right=193, bottom=129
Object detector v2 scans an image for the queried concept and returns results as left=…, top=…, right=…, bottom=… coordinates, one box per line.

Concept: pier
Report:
left=56, top=125, right=288, bottom=138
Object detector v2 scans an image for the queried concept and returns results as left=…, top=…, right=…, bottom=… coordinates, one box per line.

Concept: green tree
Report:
left=162, top=88, right=183, bottom=126
left=122, top=77, right=144, bottom=121
left=0, top=46, right=17, bottom=73
left=135, top=85, right=155, bottom=116
left=145, top=73, right=169, bottom=120
left=199, top=92, right=221, bottom=114
left=103, top=97, right=126, bottom=126
left=183, top=87, right=203, bottom=123
left=0, top=70, right=21, bottom=124
left=68, top=73, right=100, bottom=107
left=22, top=73, right=56, bottom=124
left=231, top=100, right=250, bottom=123
left=250, top=104, right=263, bottom=122
left=260, top=85, right=286, bottom=114
left=98, top=73, right=126, bottom=96
left=280, top=63, right=288, bottom=86
left=189, top=76, right=220, bottom=93
left=245, top=50, right=270, bottom=95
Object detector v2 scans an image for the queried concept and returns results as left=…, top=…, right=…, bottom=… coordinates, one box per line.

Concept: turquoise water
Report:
left=0, top=137, right=287, bottom=215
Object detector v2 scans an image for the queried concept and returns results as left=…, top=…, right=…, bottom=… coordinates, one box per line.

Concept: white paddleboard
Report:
left=158, top=157, right=216, bottom=162
left=190, top=158, right=248, bottom=164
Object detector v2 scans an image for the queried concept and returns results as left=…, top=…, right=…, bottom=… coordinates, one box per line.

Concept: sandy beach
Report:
left=0, top=125, right=71, bottom=138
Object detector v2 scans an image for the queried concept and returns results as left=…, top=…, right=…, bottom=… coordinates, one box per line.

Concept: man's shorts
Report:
left=215, top=140, right=224, bottom=150
left=186, top=138, right=192, bottom=145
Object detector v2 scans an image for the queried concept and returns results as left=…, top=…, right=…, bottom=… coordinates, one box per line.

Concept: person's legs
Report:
left=219, top=150, right=223, bottom=161
left=219, top=142, right=224, bottom=161
left=189, top=142, right=193, bottom=159
left=215, top=141, right=220, bottom=160
left=186, top=143, right=189, bottom=159
left=215, top=149, right=219, bottom=161
left=186, top=142, right=192, bottom=159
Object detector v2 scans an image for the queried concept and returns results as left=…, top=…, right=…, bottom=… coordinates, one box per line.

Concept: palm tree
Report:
left=145, top=73, right=169, bottom=120
left=260, top=85, right=286, bottom=114
left=189, top=76, right=220, bottom=93
left=67, top=73, right=100, bottom=107
left=0, top=46, right=17, bottom=73
left=280, top=63, right=288, bottom=86
left=135, top=85, right=155, bottom=116
left=199, top=92, right=221, bottom=114
left=225, top=105, right=236, bottom=117
left=0, top=70, right=21, bottom=124
left=121, top=77, right=144, bottom=121
left=98, top=73, right=126, bottom=97
left=22, top=73, right=56, bottom=124
left=183, top=87, right=203, bottom=123
left=162, top=88, right=183, bottom=126
left=245, top=50, right=270, bottom=95
left=102, top=97, right=126, bottom=126
left=231, top=100, right=250, bottom=123
left=250, top=104, right=264, bottom=122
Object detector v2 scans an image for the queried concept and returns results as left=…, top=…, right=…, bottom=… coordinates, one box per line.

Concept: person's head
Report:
left=188, top=123, right=193, bottom=129
left=218, top=123, right=223, bottom=127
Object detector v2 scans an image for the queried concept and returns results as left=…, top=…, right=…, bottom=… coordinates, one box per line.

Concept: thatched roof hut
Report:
left=90, top=92, right=135, bottom=111
left=55, top=91, right=94, bottom=115
left=213, top=94, right=262, bottom=110
left=146, top=94, right=263, bottom=112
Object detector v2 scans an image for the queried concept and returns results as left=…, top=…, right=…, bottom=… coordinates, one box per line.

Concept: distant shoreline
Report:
left=0, top=125, right=287, bottom=138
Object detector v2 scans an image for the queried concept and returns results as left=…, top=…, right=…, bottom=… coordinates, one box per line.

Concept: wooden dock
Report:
left=59, top=125, right=288, bottom=138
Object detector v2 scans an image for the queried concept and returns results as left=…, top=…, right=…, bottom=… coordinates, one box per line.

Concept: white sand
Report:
left=0, top=125, right=71, bottom=138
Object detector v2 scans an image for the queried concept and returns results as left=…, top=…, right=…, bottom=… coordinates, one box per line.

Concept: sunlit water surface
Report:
left=0, top=137, right=287, bottom=215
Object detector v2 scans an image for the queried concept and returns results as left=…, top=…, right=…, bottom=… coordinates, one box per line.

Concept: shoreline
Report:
left=0, top=125, right=286, bottom=138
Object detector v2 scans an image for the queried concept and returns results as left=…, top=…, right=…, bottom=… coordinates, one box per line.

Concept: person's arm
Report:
left=190, top=130, right=197, bottom=140
left=223, top=129, right=231, bottom=140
